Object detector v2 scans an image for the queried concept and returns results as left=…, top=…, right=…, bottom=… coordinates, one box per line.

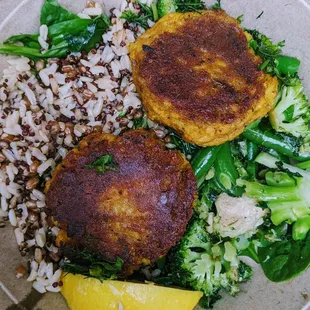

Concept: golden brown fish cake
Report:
left=129, top=10, right=278, bottom=146
left=45, top=130, right=197, bottom=275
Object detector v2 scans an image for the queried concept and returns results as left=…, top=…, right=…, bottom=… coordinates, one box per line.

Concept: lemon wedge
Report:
left=61, top=273, right=202, bottom=310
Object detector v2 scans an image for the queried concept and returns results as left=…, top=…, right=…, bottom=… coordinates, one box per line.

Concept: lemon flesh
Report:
left=61, top=273, right=202, bottom=310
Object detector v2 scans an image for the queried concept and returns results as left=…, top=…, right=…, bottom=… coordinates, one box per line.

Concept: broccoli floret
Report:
left=157, top=0, right=178, bottom=17
left=169, top=219, right=252, bottom=301
left=269, top=81, right=310, bottom=138
left=237, top=153, right=310, bottom=237
left=292, top=215, right=310, bottom=240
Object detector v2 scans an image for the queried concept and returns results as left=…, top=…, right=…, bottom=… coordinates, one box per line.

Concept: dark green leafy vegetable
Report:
left=168, top=131, right=200, bottom=157
left=238, top=243, right=260, bottom=264
left=0, top=0, right=110, bottom=59
left=63, top=248, right=124, bottom=281
left=5, top=34, right=40, bottom=49
left=85, top=155, right=118, bottom=174
left=276, top=55, right=301, bottom=76
left=40, top=0, right=79, bottom=26
left=257, top=232, right=310, bottom=282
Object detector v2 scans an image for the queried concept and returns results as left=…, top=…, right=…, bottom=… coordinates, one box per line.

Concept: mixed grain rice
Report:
left=0, top=0, right=167, bottom=293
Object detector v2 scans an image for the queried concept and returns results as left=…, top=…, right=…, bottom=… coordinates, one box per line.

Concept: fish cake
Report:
left=45, top=130, right=197, bottom=275
left=129, top=10, right=278, bottom=146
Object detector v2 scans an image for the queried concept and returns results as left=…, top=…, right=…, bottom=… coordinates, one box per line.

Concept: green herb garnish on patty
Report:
left=85, top=154, right=118, bottom=174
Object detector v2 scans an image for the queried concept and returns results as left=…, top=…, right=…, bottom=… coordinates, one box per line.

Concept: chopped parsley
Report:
left=85, top=154, right=118, bottom=174
left=133, top=117, right=148, bottom=129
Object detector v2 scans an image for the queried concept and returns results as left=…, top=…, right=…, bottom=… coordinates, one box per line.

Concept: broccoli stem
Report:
left=265, top=171, right=296, bottom=187
left=243, top=126, right=310, bottom=162
left=191, top=145, right=221, bottom=188
left=255, top=152, right=310, bottom=182
left=237, top=179, right=301, bottom=202
left=238, top=169, right=310, bottom=226
left=293, top=216, right=310, bottom=240
left=268, top=201, right=310, bottom=225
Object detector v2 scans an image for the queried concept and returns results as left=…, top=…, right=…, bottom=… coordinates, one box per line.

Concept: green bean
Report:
left=243, top=126, right=310, bottom=162
left=214, top=142, right=243, bottom=196
left=246, top=162, right=258, bottom=179
left=246, top=141, right=259, bottom=161
left=191, top=145, right=222, bottom=188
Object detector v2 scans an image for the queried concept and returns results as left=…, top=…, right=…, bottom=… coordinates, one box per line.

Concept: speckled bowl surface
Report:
left=0, top=1, right=310, bottom=309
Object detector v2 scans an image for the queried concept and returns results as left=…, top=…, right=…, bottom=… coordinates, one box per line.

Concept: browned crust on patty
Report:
left=129, top=10, right=278, bottom=146
left=45, top=130, right=197, bottom=274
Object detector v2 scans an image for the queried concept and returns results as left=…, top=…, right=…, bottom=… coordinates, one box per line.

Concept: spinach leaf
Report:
left=258, top=232, right=310, bottom=282
left=82, top=14, right=110, bottom=51
left=0, top=0, right=110, bottom=59
left=5, top=34, right=40, bottom=49
left=48, top=19, right=94, bottom=45
left=239, top=243, right=260, bottom=264
left=40, top=0, right=79, bottom=26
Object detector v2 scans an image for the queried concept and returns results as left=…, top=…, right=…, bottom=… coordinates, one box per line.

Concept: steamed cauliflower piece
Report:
left=209, top=193, right=267, bottom=238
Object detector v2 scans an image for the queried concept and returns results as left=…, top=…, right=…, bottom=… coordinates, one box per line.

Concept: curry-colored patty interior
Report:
left=45, top=130, right=197, bottom=275
left=129, top=10, right=278, bottom=146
